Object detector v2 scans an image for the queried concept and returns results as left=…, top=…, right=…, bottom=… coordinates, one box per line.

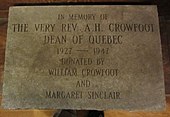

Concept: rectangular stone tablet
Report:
left=2, top=5, right=166, bottom=110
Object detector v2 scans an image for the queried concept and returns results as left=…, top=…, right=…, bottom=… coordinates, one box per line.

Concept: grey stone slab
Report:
left=2, top=5, right=166, bottom=111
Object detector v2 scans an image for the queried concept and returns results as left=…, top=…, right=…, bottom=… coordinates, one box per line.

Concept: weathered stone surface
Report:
left=2, top=5, right=165, bottom=110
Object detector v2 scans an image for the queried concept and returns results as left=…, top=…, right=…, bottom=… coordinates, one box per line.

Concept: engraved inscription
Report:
left=2, top=6, right=165, bottom=111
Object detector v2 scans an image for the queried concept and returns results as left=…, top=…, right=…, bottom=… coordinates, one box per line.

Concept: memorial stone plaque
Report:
left=2, top=5, right=166, bottom=110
